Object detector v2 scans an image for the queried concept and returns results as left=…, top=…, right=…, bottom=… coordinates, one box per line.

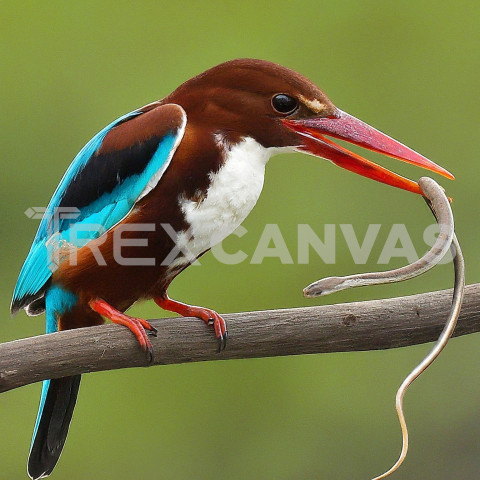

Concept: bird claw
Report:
left=147, top=325, right=158, bottom=337
left=217, top=330, right=228, bottom=352
left=196, top=313, right=227, bottom=352
left=154, top=296, right=227, bottom=353
left=145, top=344, right=155, bottom=364
left=89, top=298, right=156, bottom=363
left=130, top=325, right=155, bottom=363
left=209, top=315, right=227, bottom=353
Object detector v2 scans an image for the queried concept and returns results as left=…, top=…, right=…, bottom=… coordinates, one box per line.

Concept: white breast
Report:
left=173, top=137, right=286, bottom=264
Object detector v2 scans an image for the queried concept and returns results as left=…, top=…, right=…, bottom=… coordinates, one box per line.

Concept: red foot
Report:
left=155, top=296, right=227, bottom=351
left=89, top=298, right=157, bottom=362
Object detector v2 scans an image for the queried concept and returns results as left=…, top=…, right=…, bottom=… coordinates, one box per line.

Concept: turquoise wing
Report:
left=11, top=103, right=186, bottom=314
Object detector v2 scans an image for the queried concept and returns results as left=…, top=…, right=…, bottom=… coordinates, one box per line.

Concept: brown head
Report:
left=164, top=58, right=453, bottom=193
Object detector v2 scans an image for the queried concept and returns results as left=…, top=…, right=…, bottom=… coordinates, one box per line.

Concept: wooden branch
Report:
left=1, top=283, right=479, bottom=394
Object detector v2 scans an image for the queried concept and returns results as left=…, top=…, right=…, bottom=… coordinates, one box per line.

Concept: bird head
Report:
left=166, top=59, right=453, bottom=193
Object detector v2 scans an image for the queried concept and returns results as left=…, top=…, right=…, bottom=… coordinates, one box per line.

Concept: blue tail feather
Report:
left=28, top=286, right=79, bottom=479
left=28, top=376, right=81, bottom=479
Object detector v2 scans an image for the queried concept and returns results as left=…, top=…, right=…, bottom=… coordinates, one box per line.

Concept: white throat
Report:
left=174, top=137, right=288, bottom=263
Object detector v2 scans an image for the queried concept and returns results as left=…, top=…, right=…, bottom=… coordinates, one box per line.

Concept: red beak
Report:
left=283, top=109, right=454, bottom=194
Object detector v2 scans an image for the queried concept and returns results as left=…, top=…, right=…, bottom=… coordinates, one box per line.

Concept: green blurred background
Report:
left=1, top=1, right=479, bottom=479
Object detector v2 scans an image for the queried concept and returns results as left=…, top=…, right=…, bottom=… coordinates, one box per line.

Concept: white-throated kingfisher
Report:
left=11, top=59, right=453, bottom=479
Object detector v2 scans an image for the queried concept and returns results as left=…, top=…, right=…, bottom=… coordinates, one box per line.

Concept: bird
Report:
left=11, top=58, right=453, bottom=479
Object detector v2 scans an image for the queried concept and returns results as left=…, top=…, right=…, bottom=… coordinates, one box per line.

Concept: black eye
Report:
left=271, top=94, right=298, bottom=114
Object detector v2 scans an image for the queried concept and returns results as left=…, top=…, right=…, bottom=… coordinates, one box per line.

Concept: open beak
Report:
left=283, top=109, right=454, bottom=194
